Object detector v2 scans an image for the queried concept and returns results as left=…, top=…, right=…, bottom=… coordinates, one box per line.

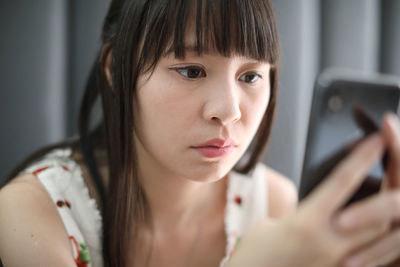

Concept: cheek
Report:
left=243, top=87, right=271, bottom=130
left=136, top=78, right=198, bottom=148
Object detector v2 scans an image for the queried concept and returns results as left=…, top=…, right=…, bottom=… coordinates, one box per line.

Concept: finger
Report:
left=343, top=229, right=400, bottom=267
left=352, top=106, right=389, bottom=172
left=382, top=112, right=400, bottom=189
left=335, top=191, right=400, bottom=232
left=304, top=134, right=385, bottom=217
left=352, top=106, right=379, bottom=135
left=338, top=225, right=388, bottom=266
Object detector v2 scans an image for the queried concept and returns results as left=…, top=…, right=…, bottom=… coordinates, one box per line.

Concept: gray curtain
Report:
left=1, top=0, right=400, bottom=186
left=0, top=0, right=110, bottom=181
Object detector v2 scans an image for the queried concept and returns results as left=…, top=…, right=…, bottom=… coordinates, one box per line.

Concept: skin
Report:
left=133, top=51, right=272, bottom=231
left=0, top=174, right=76, bottom=267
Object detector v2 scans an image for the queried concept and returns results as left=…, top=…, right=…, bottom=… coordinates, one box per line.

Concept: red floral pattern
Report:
left=56, top=200, right=72, bottom=209
left=69, top=236, right=91, bottom=267
left=62, top=165, right=70, bottom=172
left=234, top=195, right=242, bottom=206
left=33, top=166, right=50, bottom=176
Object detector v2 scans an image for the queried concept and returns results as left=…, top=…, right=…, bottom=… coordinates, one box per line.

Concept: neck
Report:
left=136, top=146, right=228, bottom=233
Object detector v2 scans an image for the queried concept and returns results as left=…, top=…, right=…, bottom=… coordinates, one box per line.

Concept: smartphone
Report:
left=299, top=69, right=400, bottom=203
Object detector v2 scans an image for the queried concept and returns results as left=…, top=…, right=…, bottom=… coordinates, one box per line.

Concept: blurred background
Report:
left=0, top=0, right=399, bottom=186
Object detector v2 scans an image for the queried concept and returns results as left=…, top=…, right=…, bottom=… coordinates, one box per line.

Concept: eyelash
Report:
left=238, top=72, right=263, bottom=83
left=170, top=66, right=206, bottom=79
left=169, top=65, right=263, bottom=84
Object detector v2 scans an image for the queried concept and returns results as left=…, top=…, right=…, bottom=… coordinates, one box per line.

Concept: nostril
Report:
left=210, top=116, right=224, bottom=125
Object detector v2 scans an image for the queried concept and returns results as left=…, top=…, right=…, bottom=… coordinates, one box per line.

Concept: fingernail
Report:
left=386, top=113, right=400, bottom=139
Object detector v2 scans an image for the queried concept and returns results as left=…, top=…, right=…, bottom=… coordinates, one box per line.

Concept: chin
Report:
left=183, top=160, right=235, bottom=183
left=187, top=175, right=226, bottom=184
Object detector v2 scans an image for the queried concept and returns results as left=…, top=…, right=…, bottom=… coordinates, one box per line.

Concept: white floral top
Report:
left=22, top=148, right=268, bottom=267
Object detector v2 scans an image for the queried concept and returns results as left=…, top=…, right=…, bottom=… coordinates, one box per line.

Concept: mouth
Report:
left=192, top=146, right=236, bottom=158
left=192, top=138, right=238, bottom=158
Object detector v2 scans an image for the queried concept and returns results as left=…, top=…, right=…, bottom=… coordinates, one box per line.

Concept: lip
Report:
left=194, top=138, right=238, bottom=148
left=192, top=138, right=238, bottom=158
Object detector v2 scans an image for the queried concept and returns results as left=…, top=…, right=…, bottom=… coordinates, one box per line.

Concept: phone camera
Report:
left=328, top=95, right=343, bottom=112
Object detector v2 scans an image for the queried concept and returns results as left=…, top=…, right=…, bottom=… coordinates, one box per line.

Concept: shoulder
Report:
left=257, top=163, right=298, bottom=219
left=0, top=174, right=75, bottom=266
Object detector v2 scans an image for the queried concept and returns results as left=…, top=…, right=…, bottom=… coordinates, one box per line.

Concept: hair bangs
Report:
left=138, top=0, right=280, bottom=74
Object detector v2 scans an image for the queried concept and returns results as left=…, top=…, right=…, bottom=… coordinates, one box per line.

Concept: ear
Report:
left=101, top=45, right=113, bottom=86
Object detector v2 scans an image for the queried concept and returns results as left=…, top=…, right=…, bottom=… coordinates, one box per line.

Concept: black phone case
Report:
left=299, top=69, right=400, bottom=205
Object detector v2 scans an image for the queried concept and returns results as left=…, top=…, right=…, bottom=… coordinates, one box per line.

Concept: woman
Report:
left=1, top=0, right=400, bottom=266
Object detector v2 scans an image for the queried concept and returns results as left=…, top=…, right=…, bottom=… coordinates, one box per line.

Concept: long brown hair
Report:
left=5, top=0, right=280, bottom=266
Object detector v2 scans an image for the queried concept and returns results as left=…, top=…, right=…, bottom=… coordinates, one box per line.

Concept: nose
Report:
left=202, top=80, right=242, bottom=125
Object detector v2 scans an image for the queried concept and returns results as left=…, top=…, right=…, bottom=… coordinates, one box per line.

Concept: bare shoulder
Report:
left=0, top=174, right=75, bottom=266
left=259, top=163, right=298, bottom=219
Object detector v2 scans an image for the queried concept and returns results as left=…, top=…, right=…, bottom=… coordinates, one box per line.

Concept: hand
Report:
left=226, top=134, right=391, bottom=267
left=335, top=113, right=400, bottom=267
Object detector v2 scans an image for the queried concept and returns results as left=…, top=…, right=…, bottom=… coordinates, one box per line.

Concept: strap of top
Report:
left=22, top=148, right=103, bottom=267
left=220, top=163, right=268, bottom=266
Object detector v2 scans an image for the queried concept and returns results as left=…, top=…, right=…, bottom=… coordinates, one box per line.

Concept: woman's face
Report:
left=134, top=50, right=271, bottom=182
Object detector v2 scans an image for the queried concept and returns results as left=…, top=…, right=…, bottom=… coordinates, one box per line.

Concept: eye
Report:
left=171, top=66, right=206, bottom=79
left=238, top=72, right=263, bottom=83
